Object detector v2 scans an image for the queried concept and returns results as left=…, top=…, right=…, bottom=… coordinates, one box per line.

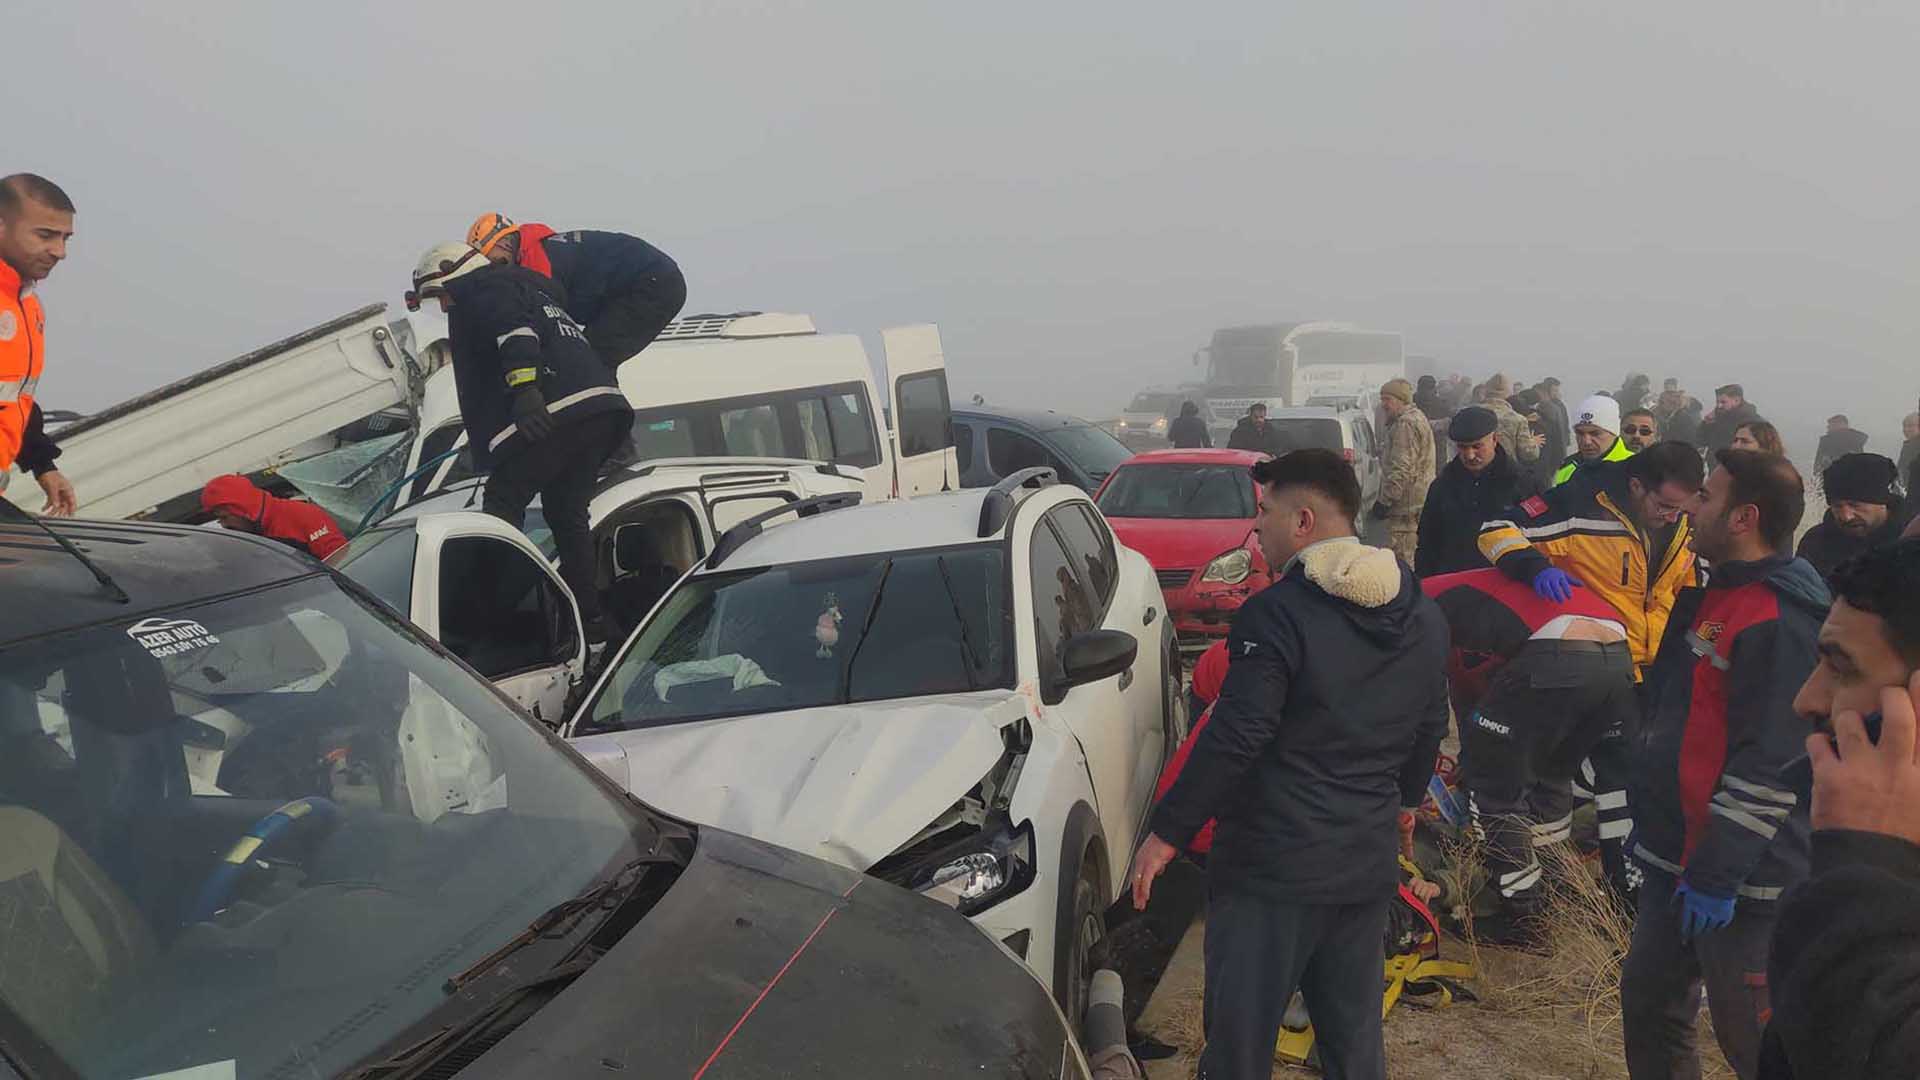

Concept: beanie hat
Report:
left=1823, top=452, right=1900, bottom=507
left=1380, top=378, right=1414, bottom=405
left=1572, top=394, right=1620, bottom=437
left=1448, top=406, right=1499, bottom=442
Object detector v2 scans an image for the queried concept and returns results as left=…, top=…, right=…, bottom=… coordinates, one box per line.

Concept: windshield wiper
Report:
left=337, top=956, right=596, bottom=1080
left=444, top=849, right=682, bottom=993
left=337, top=846, right=686, bottom=1080
left=0, top=497, right=129, bottom=603
left=934, top=555, right=981, bottom=692
left=838, top=557, right=894, bottom=700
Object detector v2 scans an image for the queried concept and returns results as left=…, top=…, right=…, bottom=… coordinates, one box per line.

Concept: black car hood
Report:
left=460, top=828, right=1081, bottom=1078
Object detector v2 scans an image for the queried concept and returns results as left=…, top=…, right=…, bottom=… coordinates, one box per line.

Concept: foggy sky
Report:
left=17, top=2, right=1920, bottom=454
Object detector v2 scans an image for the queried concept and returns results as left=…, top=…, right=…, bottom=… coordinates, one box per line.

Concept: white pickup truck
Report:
left=51, top=304, right=433, bottom=521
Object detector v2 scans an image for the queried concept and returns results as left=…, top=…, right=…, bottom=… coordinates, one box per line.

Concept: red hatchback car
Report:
left=1093, top=448, right=1271, bottom=654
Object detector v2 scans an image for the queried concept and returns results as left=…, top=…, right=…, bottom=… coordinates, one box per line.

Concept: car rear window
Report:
left=1096, top=463, right=1256, bottom=519
left=1270, top=418, right=1343, bottom=452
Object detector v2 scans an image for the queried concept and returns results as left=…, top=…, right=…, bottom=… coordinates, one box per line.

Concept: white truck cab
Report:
left=396, top=312, right=958, bottom=511
left=331, top=457, right=867, bottom=721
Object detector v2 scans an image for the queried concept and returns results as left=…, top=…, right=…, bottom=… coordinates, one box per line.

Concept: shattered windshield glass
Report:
left=580, top=546, right=1013, bottom=733
left=0, top=578, right=654, bottom=1080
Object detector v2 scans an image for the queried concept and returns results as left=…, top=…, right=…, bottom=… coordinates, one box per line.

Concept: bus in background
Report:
left=1192, top=322, right=1404, bottom=426
left=1289, top=324, right=1405, bottom=409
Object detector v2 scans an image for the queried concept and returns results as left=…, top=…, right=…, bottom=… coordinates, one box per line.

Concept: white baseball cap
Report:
left=1573, top=394, right=1620, bottom=436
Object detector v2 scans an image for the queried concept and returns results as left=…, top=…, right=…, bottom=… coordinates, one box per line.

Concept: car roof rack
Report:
left=977, top=467, right=1058, bottom=538
left=706, top=491, right=864, bottom=569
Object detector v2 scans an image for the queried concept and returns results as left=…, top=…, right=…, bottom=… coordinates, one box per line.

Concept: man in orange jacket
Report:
left=0, top=174, right=78, bottom=515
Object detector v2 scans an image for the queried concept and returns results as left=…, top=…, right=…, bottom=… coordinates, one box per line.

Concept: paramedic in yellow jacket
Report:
left=1477, top=441, right=1705, bottom=903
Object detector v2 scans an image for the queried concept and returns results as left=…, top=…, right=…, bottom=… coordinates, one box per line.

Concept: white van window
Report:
left=795, top=397, right=834, bottom=461
left=825, top=392, right=878, bottom=465
left=721, top=404, right=783, bottom=456
left=894, top=371, right=954, bottom=457
left=633, top=416, right=698, bottom=460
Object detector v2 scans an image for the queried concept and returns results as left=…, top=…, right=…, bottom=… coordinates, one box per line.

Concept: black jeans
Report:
left=1199, top=887, right=1388, bottom=1080
left=1461, top=639, right=1636, bottom=915
left=586, top=267, right=688, bottom=370
left=482, top=411, right=628, bottom=630
left=1621, top=869, right=1775, bottom=1080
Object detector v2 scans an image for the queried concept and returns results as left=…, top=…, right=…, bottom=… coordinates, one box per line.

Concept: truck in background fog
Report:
left=1193, top=322, right=1405, bottom=428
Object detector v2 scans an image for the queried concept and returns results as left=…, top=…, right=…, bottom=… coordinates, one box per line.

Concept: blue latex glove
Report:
left=1532, top=567, right=1577, bottom=604
left=1673, top=881, right=1736, bottom=943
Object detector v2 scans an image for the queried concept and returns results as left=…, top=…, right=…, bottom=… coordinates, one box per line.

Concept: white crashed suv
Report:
left=560, top=468, right=1184, bottom=1019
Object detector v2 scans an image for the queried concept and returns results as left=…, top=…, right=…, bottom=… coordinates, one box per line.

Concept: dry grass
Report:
left=1140, top=827, right=1735, bottom=1078
left=1477, top=841, right=1633, bottom=1056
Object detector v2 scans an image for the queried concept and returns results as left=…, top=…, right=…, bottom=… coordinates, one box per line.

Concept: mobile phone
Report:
left=1784, top=711, right=1885, bottom=790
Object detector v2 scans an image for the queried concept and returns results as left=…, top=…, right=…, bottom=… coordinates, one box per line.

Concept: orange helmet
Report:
left=466, top=212, right=521, bottom=256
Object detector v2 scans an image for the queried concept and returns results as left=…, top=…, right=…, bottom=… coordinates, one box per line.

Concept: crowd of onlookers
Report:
left=1135, top=370, right=1920, bottom=1080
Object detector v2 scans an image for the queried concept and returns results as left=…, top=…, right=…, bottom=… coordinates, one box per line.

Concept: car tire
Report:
left=1054, top=852, right=1108, bottom=1028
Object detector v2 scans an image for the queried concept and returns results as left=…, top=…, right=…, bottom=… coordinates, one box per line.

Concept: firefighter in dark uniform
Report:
left=468, top=213, right=687, bottom=371
left=408, top=242, right=634, bottom=642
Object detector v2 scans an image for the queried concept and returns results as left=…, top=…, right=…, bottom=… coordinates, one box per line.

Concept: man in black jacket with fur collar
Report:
left=1131, top=449, right=1450, bottom=1080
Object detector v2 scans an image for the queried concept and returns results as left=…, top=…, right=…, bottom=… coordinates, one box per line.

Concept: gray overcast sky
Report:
left=18, top=2, right=1920, bottom=450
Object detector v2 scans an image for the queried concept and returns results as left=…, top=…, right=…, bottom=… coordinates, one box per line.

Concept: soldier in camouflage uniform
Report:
left=1371, top=378, right=1436, bottom=565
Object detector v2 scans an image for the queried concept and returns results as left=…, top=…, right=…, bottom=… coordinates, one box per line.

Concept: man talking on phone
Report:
left=1759, top=538, right=1920, bottom=1079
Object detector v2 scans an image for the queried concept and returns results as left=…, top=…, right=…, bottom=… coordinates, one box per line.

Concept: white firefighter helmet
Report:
left=406, top=243, right=489, bottom=311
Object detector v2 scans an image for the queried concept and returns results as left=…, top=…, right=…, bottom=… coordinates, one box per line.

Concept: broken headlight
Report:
left=910, top=819, right=1037, bottom=916
left=1200, top=548, right=1252, bottom=585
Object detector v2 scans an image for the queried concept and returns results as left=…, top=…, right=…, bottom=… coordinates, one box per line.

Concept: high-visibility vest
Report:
left=1550, top=437, right=1634, bottom=488
left=0, top=259, right=46, bottom=473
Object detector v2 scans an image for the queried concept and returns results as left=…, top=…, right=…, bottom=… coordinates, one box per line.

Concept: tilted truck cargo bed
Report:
left=55, top=304, right=420, bottom=520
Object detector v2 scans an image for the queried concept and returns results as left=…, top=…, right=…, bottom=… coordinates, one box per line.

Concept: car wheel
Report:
left=1055, top=853, right=1107, bottom=1028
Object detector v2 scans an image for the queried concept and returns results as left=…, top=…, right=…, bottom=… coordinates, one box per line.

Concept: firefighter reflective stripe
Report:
left=1530, top=812, right=1573, bottom=845
left=1710, top=777, right=1797, bottom=842
left=504, top=366, right=539, bottom=387
left=496, top=326, right=538, bottom=347
left=1722, top=774, right=1797, bottom=806
left=1710, top=791, right=1787, bottom=840
left=1634, top=843, right=1682, bottom=875
left=0, top=375, right=35, bottom=401
left=1497, top=864, right=1542, bottom=898
left=1481, top=526, right=1530, bottom=561
left=1596, top=790, right=1629, bottom=810
left=1510, top=516, right=1634, bottom=541
left=1637, top=843, right=1781, bottom=898
left=486, top=385, right=629, bottom=452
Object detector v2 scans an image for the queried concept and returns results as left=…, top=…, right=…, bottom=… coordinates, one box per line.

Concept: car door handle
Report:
left=1118, top=668, right=1134, bottom=692
left=1143, top=607, right=1157, bottom=627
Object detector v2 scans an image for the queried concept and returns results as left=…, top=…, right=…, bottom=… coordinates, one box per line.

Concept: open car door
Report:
left=405, top=513, right=587, bottom=725
left=882, top=325, right=959, bottom=497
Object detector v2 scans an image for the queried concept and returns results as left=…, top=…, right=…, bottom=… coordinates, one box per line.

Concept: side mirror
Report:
left=1053, top=630, right=1138, bottom=697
